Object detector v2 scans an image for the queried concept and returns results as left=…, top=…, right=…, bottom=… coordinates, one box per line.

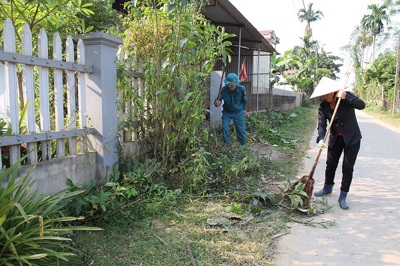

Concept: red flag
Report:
left=239, top=58, right=247, bottom=82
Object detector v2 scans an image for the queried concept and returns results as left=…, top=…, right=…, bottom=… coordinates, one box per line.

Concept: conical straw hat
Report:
left=310, top=77, right=341, bottom=99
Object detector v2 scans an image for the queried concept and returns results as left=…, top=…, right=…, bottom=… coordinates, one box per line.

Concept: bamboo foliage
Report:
left=118, top=0, right=234, bottom=168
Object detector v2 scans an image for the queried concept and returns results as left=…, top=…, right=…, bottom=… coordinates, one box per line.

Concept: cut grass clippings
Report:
left=73, top=199, right=291, bottom=266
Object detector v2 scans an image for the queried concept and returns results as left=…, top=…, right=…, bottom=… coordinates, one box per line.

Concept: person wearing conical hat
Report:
left=311, top=77, right=365, bottom=209
left=214, top=73, right=247, bottom=146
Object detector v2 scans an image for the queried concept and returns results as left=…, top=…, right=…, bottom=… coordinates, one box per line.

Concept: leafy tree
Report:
left=364, top=51, right=396, bottom=108
left=0, top=0, right=94, bottom=42
left=294, top=34, right=318, bottom=61
left=361, top=3, right=390, bottom=61
left=0, top=0, right=96, bottom=112
left=276, top=51, right=315, bottom=94
left=118, top=0, right=234, bottom=170
left=276, top=2, right=343, bottom=96
left=276, top=33, right=342, bottom=95
left=316, top=49, right=342, bottom=80
left=297, top=2, right=323, bottom=36
left=78, top=0, right=122, bottom=34
left=346, top=26, right=374, bottom=69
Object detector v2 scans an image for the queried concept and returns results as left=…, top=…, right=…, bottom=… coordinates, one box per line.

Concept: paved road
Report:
left=275, top=110, right=400, bottom=266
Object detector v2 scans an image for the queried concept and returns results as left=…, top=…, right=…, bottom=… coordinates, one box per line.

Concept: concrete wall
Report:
left=272, top=88, right=302, bottom=110
left=246, top=85, right=269, bottom=113
left=16, top=153, right=97, bottom=195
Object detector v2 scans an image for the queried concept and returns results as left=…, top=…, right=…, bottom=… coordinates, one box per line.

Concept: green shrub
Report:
left=0, top=159, right=102, bottom=265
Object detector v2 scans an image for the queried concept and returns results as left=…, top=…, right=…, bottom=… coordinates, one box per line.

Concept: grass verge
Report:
left=363, top=107, right=400, bottom=129
left=72, top=106, right=318, bottom=266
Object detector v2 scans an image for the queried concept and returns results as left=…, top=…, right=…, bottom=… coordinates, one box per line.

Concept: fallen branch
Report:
left=187, top=242, right=196, bottom=266
left=289, top=217, right=337, bottom=228
left=272, top=232, right=289, bottom=239
left=153, top=233, right=168, bottom=246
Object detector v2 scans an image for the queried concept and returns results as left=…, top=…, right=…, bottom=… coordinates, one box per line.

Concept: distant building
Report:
left=260, top=30, right=280, bottom=48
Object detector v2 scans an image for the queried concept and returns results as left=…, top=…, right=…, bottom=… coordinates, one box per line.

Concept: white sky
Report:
left=229, top=0, right=388, bottom=59
left=229, top=0, right=397, bottom=82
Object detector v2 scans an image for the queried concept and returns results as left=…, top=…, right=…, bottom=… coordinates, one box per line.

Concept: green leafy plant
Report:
left=206, top=146, right=265, bottom=193
left=0, top=158, right=103, bottom=265
left=0, top=0, right=94, bottom=40
left=62, top=158, right=184, bottom=221
left=63, top=179, right=114, bottom=220
left=119, top=0, right=234, bottom=170
left=252, top=190, right=275, bottom=204
left=246, top=111, right=300, bottom=147
left=282, top=182, right=309, bottom=210
left=1, top=101, right=29, bottom=167
left=228, top=202, right=243, bottom=214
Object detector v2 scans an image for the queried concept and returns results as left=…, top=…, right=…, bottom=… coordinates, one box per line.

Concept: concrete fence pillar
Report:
left=74, top=32, right=123, bottom=182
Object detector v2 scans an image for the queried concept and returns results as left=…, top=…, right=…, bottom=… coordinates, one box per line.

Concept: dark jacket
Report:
left=317, top=92, right=365, bottom=148
left=219, top=85, right=247, bottom=114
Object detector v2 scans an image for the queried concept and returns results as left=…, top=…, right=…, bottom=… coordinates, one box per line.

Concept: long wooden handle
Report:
left=216, top=66, right=225, bottom=102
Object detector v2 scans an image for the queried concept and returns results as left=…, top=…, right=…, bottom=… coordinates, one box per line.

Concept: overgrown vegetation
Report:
left=69, top=106, right=321, bottom=265
left=118, top=0, right=234, bottom=169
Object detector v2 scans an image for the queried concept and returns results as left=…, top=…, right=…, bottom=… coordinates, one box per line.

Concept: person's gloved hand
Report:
left=315, top=140, right=327, bottom=151
left=336, top=90, right=347, bottom=99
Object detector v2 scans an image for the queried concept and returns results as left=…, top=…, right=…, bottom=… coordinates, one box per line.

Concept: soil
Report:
left=250, top=142, right=286, bottom=161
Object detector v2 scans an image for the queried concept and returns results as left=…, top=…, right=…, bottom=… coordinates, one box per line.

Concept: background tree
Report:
left=314, top=49, right=342, bottom=79
left=274, top=3, right=345, bottom=97
left=0, top=0, right=95, bottom=42
left=364, top=52, right=396, bottom=108
left=297, top=2, right=323, bottom=36
left=276, top=32, right=342, bottom=96
left=295, top=34, right=318, bottom=61
left=346, top=26, right=374, bottom=69
left=79, top=0, right=121, bottom=34
left=0, top=0, right=96, bottom=111
left=361, top=3, right=390, bottom=61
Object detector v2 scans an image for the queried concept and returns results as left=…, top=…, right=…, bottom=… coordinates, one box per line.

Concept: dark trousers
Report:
left=325, top=136, right=360, bottom=192
left=221, top=110, right=246, bottom=145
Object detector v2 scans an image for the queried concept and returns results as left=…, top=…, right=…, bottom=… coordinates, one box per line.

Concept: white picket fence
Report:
left=0, top=18, right=94, bottom=169
left=0, top=17, right=300, bottom=194
left=116, top=49, right=146, bottom=143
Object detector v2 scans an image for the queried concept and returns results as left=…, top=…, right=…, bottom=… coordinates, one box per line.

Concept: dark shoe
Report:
left=338, top=190, right=349, bottom=209
left=314, top=184, right=334, bottom=197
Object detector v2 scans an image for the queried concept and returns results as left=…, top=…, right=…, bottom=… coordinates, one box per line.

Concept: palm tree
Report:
left=297, top=2, right=324, bottom=36
left=361, top=4, right=390, bottom=61
left=353, top=26, right=374, bottom=68
left=295, top=34, right=319, bottom=61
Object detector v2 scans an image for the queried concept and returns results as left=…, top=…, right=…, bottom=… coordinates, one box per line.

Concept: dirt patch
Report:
left=250, top=142, right=287, bottom=161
